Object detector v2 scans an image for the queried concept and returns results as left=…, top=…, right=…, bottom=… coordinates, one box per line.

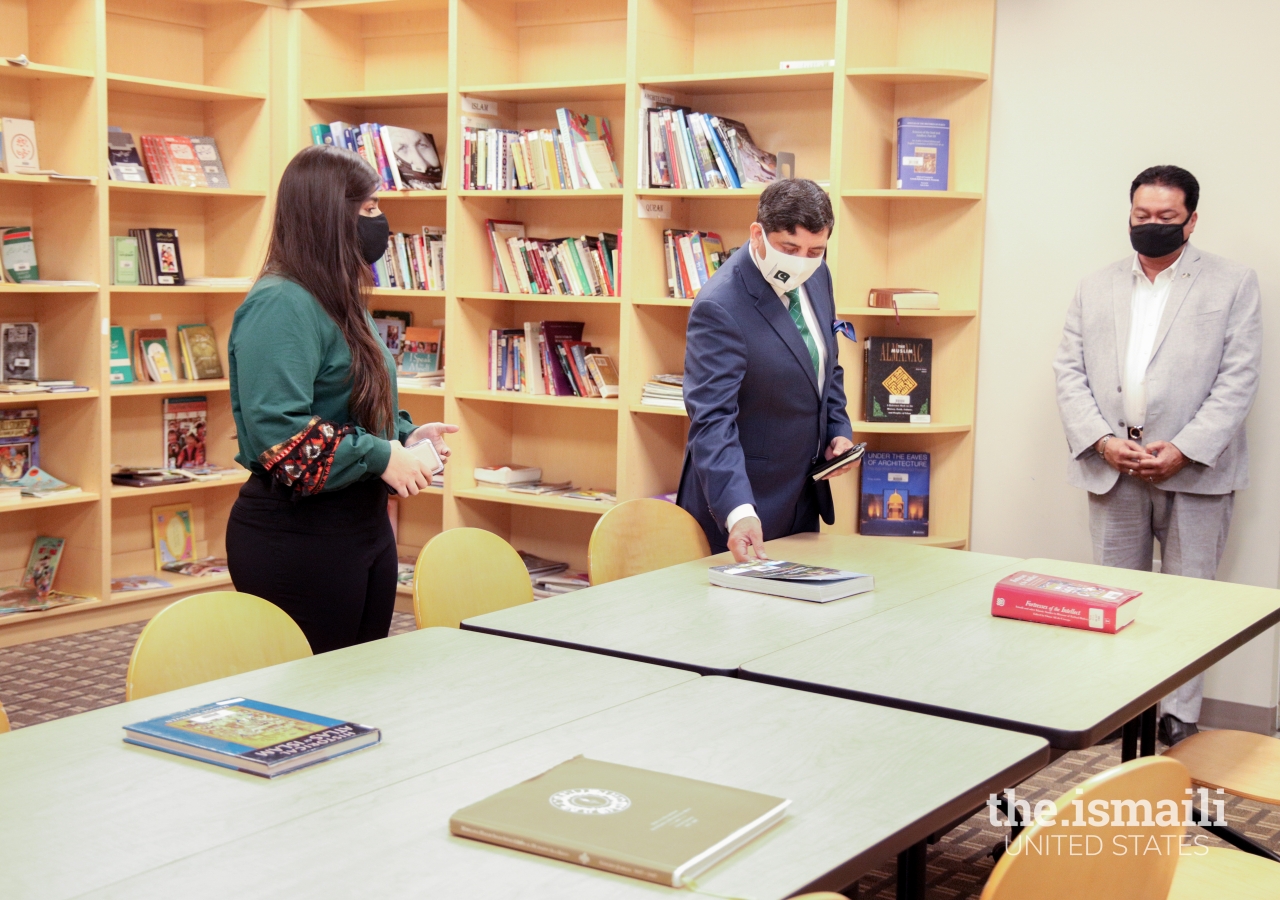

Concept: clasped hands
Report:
left=1098, top=436, right=1186, bottom=485
left=727, top=436, right=860, bottom=563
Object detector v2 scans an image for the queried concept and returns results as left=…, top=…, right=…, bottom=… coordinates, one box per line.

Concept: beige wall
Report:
left=973, top=0, right=1280, bottom=713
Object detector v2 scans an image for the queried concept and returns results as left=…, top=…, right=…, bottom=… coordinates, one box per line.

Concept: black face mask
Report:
left=1129, top=217, right=1190, bottom=258
left=356, top=213, right=390, bottom=265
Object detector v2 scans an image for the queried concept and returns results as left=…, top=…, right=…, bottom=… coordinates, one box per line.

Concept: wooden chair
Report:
left=981, top=756, right=1280, bottom=900
left=0, top=699, right=9, bottom=733
left=587, top=498, right=711, bottom=585
left=413, top=527, right=533, bottom=629
left=125, top=591, right=312, bottom=701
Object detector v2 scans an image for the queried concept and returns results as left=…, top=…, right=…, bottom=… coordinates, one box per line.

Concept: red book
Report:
left=991, top=571, right=1142, bottom=634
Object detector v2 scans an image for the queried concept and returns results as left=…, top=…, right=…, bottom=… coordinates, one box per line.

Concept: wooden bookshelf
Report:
left=0, top=0, right=995, bottom=644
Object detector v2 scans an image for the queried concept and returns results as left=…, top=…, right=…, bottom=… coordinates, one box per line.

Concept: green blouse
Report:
left=229, top=275, right=416, bottom=491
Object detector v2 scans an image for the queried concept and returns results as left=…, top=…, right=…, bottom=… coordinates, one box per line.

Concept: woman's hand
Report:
left=381, top=440, right=434, bottom=497
left=408, top=422, right=459, bottom=463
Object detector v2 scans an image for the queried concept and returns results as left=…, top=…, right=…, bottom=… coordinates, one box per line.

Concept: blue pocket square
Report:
left=832, top=320, right=857, bottom=342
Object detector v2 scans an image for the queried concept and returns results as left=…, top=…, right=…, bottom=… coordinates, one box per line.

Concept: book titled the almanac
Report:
left=124, top=698, right=381, bottom=778
left=896, top=117, right=950, bottom=191
left=859, top=451, right=930, bottom=537
left=864, top=336, right=932, bottom=423
left=450, top=755, right=789, bottom=887
left=991, top=572, right=1142, bottom=634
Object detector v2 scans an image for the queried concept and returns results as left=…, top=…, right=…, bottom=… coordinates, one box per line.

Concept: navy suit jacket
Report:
left=677, top=247, right=853, bottom=552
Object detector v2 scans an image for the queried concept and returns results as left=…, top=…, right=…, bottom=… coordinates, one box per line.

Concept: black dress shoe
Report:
left=1158, top=713, right=1199, bottom=746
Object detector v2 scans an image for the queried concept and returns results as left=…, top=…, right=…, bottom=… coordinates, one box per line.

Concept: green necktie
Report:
left=785, top=288, right=821, bottom=379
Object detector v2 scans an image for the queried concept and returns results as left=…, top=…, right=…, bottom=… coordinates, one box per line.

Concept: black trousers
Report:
left=226, top=473, right=398, bottom=654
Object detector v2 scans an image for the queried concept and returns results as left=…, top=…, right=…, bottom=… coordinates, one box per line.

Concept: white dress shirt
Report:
left=725, top=246, right=828, bottom=533
left=1123, top=249, right=1183, bottom=428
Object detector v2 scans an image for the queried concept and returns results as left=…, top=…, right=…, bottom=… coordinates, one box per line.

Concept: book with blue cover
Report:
left=124, top=698, right=381, bottom=778
left=896, top=117, right=949, bottom=191
left=859, top=451, right=930, bottom=537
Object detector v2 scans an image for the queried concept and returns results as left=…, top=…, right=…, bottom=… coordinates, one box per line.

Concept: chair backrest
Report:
left=413, top=527, right=534, bottom=629
left=588, top=498, right=711, bottom=585
left=125, top=591, right=313, bottom=701
left=980, top=756, right=1190, bottom=900
left=0, top=699, right=9, bottom=733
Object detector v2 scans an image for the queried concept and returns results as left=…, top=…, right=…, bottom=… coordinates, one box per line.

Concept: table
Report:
left=464, top=532, right=1020, bottom=675
left=76, top=677, right=1049, bottom=900
left=0, top=627, right=696, bottom=900
left=740, top=557, right=1280, bottom=751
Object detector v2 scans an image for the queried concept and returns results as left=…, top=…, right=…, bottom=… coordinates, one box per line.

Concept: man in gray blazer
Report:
left=1054, top=165, right=1262, bottom=746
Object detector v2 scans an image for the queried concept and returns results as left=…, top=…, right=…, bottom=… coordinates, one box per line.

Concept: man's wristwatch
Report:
left=1096, top=435, right=1114, bottom=458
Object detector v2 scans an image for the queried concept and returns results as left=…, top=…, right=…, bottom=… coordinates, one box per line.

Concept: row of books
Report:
left=487, top=220, right=620, bottom=296
left=110, top=325, right=223, bottom=384
left=0, top=536, right=91, bottom=616
left=461, top=107, right=619, bottom=191
left=120, top=229, right=186, bottom=285
left=107, top=129, right=229, bottom=188
left=373, top=229, right=445, bottom=291
left=641, top=101, right=777, bottom=190
left=311, top=122, right=442, bottom=191
left=0, top=409, right=81, bottom=500
left=664, top=230, right=728, bottom=299
left=640, top=373, right=684, bottom=410
left=487, top=322, right=619, bottom=398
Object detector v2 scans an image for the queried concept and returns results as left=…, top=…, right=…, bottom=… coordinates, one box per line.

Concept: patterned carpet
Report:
left=1, top=616, right=1277, bottom=899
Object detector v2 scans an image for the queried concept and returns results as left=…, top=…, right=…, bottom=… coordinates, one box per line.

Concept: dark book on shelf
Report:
left=0, top=408, right=38, bottom=485
left=863, top=336, right=932, bottom=423
left=190, top=136, right=229, bottom=189
left=859, top=451, right=930, bottom=537
left=107, top=128, right=150, bottom=183
left=129, top=228, right=185, bottom=286
left=541, top=321, right=585, bottom=396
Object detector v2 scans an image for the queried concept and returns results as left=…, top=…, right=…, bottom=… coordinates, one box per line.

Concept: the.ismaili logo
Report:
left=549, top=788, right=632, bottom=815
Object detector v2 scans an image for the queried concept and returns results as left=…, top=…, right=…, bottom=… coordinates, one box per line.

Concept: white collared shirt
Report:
left=725, top=247, right=828, bottom=533
left=1123, top=249, right=1184, bottom=427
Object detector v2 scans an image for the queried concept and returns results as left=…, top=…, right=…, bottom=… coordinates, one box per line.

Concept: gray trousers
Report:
left=1088, top=475, right=1235, bottom=723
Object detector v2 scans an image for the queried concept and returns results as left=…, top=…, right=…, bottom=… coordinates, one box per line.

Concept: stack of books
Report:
left=462, top=108, right=620, bottom=190
left=664, top=230, right=727, bottom=299
left=108, top=131, right=229, bottom=188
left=397, top=370, right=444, bottom=390
left=519, top=550, right=591, bottom=599
left=641, top=374, right=684, bottom=410
left=311, top=122, right=442, bottom=191
left=0, top=409, right=81, bottom=499
left=640, top=104, right=776, bottom=189
left=372, top=228, right=445, bottom=291
left=487, top=321, right=618, bottom=399
left=487, top=220, right=619, bottom=297
left=116, top=325, right=222, bottom=384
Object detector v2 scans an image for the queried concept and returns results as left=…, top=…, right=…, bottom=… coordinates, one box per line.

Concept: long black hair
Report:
left=263, top=144, right=393, bottom=435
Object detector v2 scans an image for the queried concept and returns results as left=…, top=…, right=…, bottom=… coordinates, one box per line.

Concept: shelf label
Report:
left=460, top=96, right=498, bottom=117
left=637, top=198, right=672, bottom=220
left=101, top=316, right=109, bottom=335
left=150, top=313, right=162, bottom=321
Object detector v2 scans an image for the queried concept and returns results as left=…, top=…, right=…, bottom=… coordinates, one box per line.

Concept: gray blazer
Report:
left=1053, top=243, right=1262, bottom=495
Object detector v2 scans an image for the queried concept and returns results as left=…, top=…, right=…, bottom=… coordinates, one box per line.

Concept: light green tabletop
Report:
left=740, top=558, right=1280, bottom=749
left=78, top=677, right=1049, bottom=900
left=0, top=628, right=696, bottom=900
left=465, top=532, right=1020, bottom=674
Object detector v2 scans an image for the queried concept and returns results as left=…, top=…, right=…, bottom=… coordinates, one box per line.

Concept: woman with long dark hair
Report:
left=225, top=144, right=456, bottom=653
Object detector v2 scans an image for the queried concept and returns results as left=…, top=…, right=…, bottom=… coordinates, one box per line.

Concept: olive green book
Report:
left=449, top=755, right=790, bottom=887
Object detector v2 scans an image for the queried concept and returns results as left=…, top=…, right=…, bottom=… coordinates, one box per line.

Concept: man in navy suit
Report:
left=678, top=179, right=858, bottom=561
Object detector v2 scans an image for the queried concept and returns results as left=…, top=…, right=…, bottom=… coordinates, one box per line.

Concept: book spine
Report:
left=991, top=585, right=1124, bottom=634
left=449, top=820, right=675, bottom=887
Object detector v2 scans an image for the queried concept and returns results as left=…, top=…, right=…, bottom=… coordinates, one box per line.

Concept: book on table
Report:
left=124, top=698, right=381, bottom=778
left=709, top=560, right=874, bottom=603
left=991, top=572, right=1142, bottom=634
left=450, top=755, right=789, bottom=887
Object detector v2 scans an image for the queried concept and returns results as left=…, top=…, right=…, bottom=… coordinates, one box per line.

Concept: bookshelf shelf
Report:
left=851, top=421, right=973, bottom=435
left=107, top=183, right=268, bottom=199
left=635, top=188, right=767, bottom=199
left=0, top=390, right=99, bottom=407
left=110, top=286, right=251, bottom=295
left=455, top=486, right=613, bottom=516
left=842, top=190, right=984, bottom=201
left=111, top=380, right=231, bottom=398
left=0, top=492, right=101, bottom=515
left=397, top=384, right=446, bottom=398
left=105, top=74, right=267, bottom=103
left=459, top=190, right=625, bottom=200
left=373, top=288, right=446, bottom=299
left=109, top=572, right=233, bottom=605
left=455, top=390, right=619, bottom=411
left=0, top=60, right=95, bottom=82
left=840, top=308, right=979, bottom=318
left=0, top=173, right=96, bottom=187
left=641, top=69, right=835, bottom=94
left=856, top=532, right=970, bottom=549
left=457, top=291, right=620, bottom=305
left=0, top=283, right=99, bottom=294
left=630, top=403, right=686, bottom=417
left=459, top=79, right=627, bottom=103
left=304, top=89, right=449, bottom=109
left=633, top=297, right=693, bottom=308
left=376, top=191, right=447, bottom=200
left=110, top=470, right=251, bottom=500
left=845, top=68, right=989, bottom=84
